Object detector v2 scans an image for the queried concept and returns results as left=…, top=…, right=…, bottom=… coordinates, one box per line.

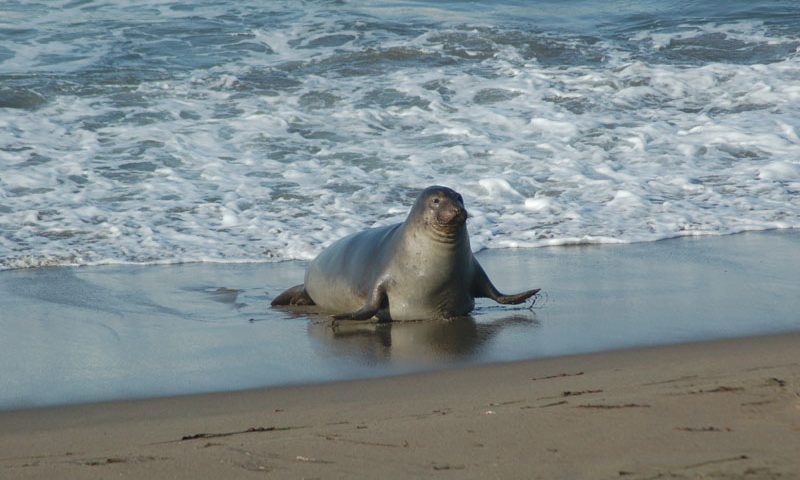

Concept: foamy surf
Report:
left=1, top=0, right=799, bottom=270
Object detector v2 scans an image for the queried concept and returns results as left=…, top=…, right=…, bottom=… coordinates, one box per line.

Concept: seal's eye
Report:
left=432, top=198, right=440, bottom=205
left=456, top=194, right=463, bottom=203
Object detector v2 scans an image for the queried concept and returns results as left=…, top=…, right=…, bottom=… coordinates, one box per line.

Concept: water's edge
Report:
left=1, top=229, right=798, bottom=410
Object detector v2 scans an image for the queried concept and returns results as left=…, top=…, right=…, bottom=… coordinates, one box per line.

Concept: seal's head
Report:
left=410, top=185, right=468, bottom=237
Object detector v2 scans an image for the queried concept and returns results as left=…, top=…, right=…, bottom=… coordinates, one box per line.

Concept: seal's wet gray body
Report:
left=271, top=186, right=539, bottom=321
left=305, top=220, right=475, bottom=321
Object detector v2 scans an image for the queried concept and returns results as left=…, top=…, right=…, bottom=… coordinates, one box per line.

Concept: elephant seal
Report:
left=271, top=186, right=540, bottom=321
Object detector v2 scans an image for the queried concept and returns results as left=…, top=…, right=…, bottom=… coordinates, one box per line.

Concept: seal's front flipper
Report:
left=330, top=305, right=380, bottom=321
left=271, top=284, right=315, bottom=306
left=472, top=262, right=540, bottom=305
left=330, top=284, right=387, bottom=321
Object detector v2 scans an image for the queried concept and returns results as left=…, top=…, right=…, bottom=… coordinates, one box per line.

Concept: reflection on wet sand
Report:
left=307, top=314, right=539, bottom=365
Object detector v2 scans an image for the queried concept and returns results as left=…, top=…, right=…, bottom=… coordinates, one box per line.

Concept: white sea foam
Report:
left=1, top=1, right=799, bottom=270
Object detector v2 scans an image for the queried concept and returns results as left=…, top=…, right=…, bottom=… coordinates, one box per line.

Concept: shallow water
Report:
left=2, top=0, right=800, bottom=269
left=1, top=230, right=798, bottom=410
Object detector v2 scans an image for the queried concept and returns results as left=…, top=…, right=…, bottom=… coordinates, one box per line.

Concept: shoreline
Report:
left=2, top=332, right=798, bottom=478
left=1, top=228, right=799, bottom=411
left=2, top=329, right=798, bottom=416
left=3, top=226, right=797, bottom=273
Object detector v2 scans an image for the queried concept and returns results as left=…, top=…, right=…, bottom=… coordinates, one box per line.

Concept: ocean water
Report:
left=1, top=0, right=799, bottom=269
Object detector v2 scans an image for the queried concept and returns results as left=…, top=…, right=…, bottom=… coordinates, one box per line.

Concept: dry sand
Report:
left=2, top=333, right=798, bottom=479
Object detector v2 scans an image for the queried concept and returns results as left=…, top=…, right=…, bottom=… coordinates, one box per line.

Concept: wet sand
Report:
left=2, top=229, right=799, bottom=410
left=1, top=333, right=799, bottom=479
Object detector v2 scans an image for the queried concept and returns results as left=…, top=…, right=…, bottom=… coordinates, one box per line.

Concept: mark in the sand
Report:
left=318, top=434, right=409, bottom=448
left=641, top=375, right=698, bottom=386
left=412, top=408, right=453, bottom=420
left=326, top=420, right=350, bottom=426
left=575, top=403, right=650, bottom=409
left=83, top=457, right=127, bottom=466
left=562, top=389, right=603, bottom=397
left=77, top=456, right=166, bottom=467
left=536, top=388, right=602, bottom=401
left=432, top=463, right=466, bottom=471
left=238, top=460, right=270, bottom=473
left=632, top=455, right=751, bottom=480
left=686, top=386, right=744, bottom=395
left=488, top=400, right=523, bottom=407
left=745, top=362, right=800, bottom=373
left=296, top=455, right=335, bottom=464
left=741, top=399, right=777, bottom=407
left=177, top=425, right=302, bottom=442
left=2, top=453, right=61, bottom=464
left=531, top=371, right=584, bottom=381
left=224, top=446, right=278, bottom=473
left=674, top=426, right=731, bottom=432
left=533, top=400, right=569, bottom=408
left=766, top=377, right=786, bottom=388
left=682, top=454, right=748, bottom=470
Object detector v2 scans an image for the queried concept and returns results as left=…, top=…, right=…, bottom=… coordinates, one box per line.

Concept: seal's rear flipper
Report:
left=271, top=284, right=315, bottom=306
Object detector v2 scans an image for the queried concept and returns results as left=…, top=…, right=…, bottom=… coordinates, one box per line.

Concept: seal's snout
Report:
left=450, top=205, right=468, bottom=224
left=435, top=197, right=468, bottom=228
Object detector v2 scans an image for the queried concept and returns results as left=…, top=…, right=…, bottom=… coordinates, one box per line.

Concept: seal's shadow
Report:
left=306, top=313, right=539, bottom=364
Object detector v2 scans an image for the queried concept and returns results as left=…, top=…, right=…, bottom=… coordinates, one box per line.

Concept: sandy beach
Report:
left=2, top=333, right=799, bottom=479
